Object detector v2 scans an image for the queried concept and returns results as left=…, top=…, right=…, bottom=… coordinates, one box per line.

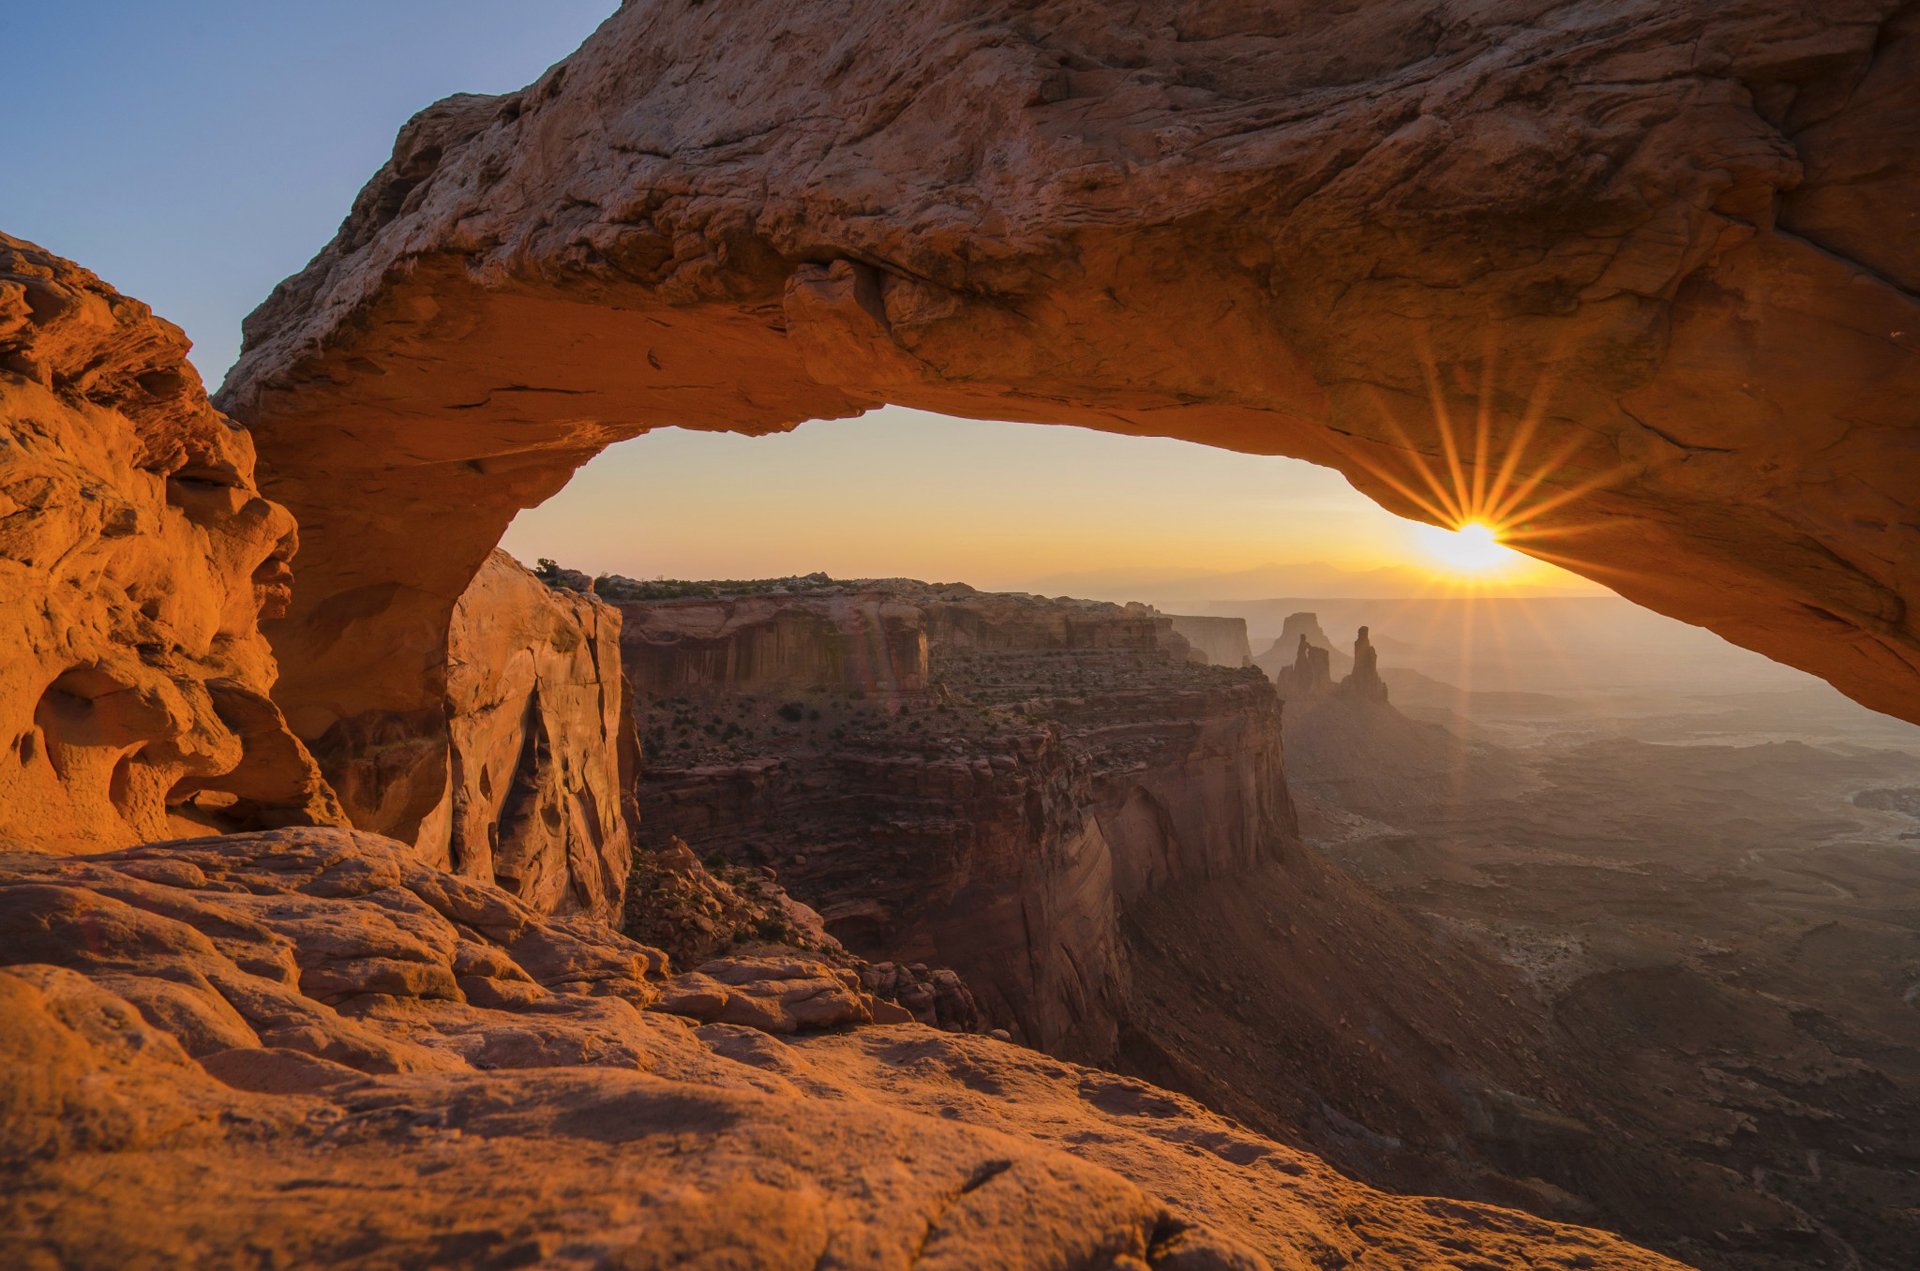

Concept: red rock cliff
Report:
left=612, top=584, right=929, bottom=698
left=440, top=551, right=635, bottom=920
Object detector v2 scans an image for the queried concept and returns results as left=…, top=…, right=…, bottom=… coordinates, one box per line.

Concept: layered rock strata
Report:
left=0, top=827, right=1681, bottom=1269
left=220, top=0, right=1920, bottom=751
left=615, top=586, right=929, bottom=699
left=620, top=580, right=1290, bottom=1060
left=1168, top=615, right=1253, bottom=667
left=0, top=234, right=341, bottom=851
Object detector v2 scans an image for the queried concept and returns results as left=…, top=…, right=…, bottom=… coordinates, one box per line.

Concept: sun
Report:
left=1414, top=519, right=1518, bottom=576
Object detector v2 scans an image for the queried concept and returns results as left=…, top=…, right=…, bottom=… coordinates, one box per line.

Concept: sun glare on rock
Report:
left=1415, top=519, right=1517, bottom=576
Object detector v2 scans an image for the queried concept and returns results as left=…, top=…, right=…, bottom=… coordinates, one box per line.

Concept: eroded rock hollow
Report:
left=217, top=0, right=1920, bottom=824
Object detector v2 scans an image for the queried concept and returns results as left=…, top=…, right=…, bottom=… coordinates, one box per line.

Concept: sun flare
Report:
left=1414, top=520, right=1518, bottom=576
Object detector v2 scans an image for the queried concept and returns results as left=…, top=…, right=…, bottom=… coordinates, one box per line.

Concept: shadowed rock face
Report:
left=0, top=235, right=342, bottom=850
left=219, top=0, right=1920, bottom=799
left=1168, top=615, right=1254, bottom=668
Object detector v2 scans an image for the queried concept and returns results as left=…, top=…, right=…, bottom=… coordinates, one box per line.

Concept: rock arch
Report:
left=216, top=0, right=1920, bottom=836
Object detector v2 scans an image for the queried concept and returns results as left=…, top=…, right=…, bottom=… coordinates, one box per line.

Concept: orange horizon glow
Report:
left=501, top=408, right=1612, bottom=601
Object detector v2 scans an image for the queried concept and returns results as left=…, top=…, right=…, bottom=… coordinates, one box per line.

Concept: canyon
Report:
left=8, top=0, right=1920, bottom=1265
left=614, top=578, right=1286, bottom=1058
left=1261, top=612, right=1920, bottom=1269
left=609, top=576, right=1920, bottom=1268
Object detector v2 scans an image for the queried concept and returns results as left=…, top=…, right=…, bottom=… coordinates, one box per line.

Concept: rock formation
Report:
left=217, top=0, right=1920, bottom=784
left=0, top=235, right=342, bottom=852
left=437, top=551, right=634, bottom=920
left=1272, top=634, right=1335, bottom=701
left=0, top=826, right=1682, bottom=1270
left=1256, top=613, right=1341, bottom=689
left=1261, top=613, right=1351, bottom=680
left=618, top=580, right=1292, bottom=1060
left=1340, top=625, right=1390, bottom=704
left=1168, top=615, right=1253, bottom=667
left=1264, top=616, right=1388, bottom=705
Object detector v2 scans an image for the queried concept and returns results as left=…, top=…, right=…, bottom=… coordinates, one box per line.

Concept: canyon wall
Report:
left=0, top=233, right=638, bottom=906
left=619, top=581, right=1292, bottom=1060
left=0, top=235, right=342, bottom=851
left=613, top=588, right=928, bottom=698
left=218, top=0, right=1920, bottom=778
left=1167, top=615, right=1253, bottom=667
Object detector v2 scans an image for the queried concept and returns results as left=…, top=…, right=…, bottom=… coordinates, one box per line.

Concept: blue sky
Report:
left=8, top=1, right=612, bottom=380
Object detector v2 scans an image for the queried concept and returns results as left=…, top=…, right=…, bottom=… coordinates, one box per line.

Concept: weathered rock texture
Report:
left=219, top=1, right=1920, bottom=795
left=616, top=586, right=929, bottom=699
left=0, top=827, right=1681, bottom=1270
left=0, top=235, right=341, bottom=852
left=622, top=581, right=1291, bottom=1060
left=1168, top=615, right=1253, bottom=667
left=431, top=551, right=634, bottom=919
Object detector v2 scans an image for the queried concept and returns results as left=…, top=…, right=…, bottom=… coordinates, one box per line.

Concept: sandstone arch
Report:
left=217, top=0, right=1920, bottom=836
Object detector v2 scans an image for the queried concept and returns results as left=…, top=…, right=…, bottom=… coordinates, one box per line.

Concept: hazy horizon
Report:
left=497, top=409, right=1609, bottom=598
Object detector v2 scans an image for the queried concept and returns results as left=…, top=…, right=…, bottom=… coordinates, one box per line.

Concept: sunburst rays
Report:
left=1337, top=333, right=1633, bottom=593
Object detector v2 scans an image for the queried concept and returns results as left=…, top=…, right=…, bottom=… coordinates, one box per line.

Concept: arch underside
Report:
left=216, top=0, right=1920, bottom=839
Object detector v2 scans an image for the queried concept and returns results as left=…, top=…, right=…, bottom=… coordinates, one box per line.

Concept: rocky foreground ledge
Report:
left=1, top=827, right=1678, bottom=1268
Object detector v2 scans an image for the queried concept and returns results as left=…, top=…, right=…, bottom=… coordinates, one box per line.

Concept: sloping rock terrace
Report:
left=0, top=826, right=1681, bottom=1270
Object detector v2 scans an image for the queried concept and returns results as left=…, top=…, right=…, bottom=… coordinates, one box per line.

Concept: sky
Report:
left=8, top=3, right=1602, bottom=599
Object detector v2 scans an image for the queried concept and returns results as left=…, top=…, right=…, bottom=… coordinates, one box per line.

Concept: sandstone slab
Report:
left=0, top=826, right=1683, bottom=1270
